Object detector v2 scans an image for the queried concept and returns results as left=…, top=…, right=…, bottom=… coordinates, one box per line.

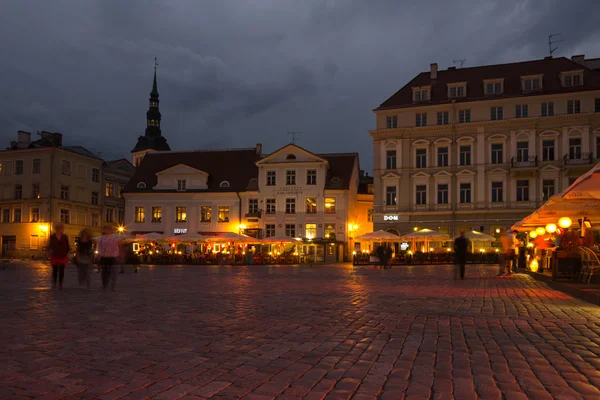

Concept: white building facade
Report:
left=371, top=55, right=600, bottom=237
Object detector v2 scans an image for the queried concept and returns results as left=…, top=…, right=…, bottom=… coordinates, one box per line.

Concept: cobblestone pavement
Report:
left=1, top=263, right=600, bottom=399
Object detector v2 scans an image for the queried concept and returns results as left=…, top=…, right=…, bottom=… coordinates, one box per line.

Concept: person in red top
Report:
left=48, top=222, right=70, bottom=290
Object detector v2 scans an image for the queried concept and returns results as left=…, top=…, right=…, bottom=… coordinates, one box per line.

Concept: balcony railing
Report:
left=511, top=155, right=538, bottom=168
left=563, top=152, right=593, bottom=165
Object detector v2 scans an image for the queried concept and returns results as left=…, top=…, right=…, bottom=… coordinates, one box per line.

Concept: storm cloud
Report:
left=0, top=0, right=599, bottom=170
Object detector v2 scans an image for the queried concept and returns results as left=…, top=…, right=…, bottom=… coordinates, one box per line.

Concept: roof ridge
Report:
left=145, top=148, right=256, bottom=155
left=432, top=56, right=571, bottom=73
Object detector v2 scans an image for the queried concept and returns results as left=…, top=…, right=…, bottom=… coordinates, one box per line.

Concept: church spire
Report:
left=131, top=57, right=170, bottom=164
left=145, top=57, right=161, bottom=138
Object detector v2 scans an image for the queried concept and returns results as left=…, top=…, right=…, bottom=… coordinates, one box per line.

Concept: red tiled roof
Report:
left=376, top=57, right=600, bottom=110
left=123, top=148, right=261, bottom=192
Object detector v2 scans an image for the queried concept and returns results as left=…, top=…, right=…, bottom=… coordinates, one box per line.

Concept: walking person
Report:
left=453, top=231, right=468, bottom=280
left=75, top=229, right=93, bottom=289
left=49, top=222, right=70, bottom=290
left=499, top=229, right=514, bottom=276
left=96, top=225, right=121, bottom=291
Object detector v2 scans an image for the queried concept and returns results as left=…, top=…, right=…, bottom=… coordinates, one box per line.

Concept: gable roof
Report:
left=319, top=153, right=358, bottom=190
left=123, top=148, right=261, bottom=193
left=257, top=143, right=329, bottom=165
left=377, top=56, right=600, bottom=110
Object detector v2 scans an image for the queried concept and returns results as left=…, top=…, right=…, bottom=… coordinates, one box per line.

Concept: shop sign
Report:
left=275, top=186, right=303, bottom=195
left=383, top=215, right=398, bottom=221
left=174, top=228, right=188, bottom=234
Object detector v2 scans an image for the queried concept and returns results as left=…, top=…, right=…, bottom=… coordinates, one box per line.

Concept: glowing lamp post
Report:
left=558, top=217, right=572, bottom=229
left=545, top=223, right=557, bottom=234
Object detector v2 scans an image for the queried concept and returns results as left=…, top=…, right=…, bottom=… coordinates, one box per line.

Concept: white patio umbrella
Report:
left=400, top=229, right=449, bottom=252
left=205, top=232, right=258, bottom=243
left=260, top=235, right=296, bottom=243
left=165, top=232, right=209, bottom=242
left=353, top=230, right=402, bottom=241
left=136, top=232, right=166, bottom=242
left=92, top=232, right=136, bottom=242
left=452, top=231, right=495, bottom=252
left=561, top=161, right=600, bottom=201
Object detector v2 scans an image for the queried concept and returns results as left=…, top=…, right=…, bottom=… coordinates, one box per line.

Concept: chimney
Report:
left=430, top=63, right=438, bottom=80
left=17, top=130, right=31, bottom=149
left=255, top=143, right=262, bottom=156
left=571, top=54, right=585, bottom=64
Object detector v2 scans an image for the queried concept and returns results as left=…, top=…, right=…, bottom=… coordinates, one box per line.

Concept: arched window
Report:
left=331, top=177, right=341, bottom=184
left=136, top=182, right=146, bottom=189
left=286, top=154, right=296, bottom=160
left=219, top=181, right=230, bottom=188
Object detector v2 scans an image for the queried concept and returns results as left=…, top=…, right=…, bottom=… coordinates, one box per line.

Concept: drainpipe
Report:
left=47, top=150, right=54, bottom=248
left=236, top=192, right=242, bottom=233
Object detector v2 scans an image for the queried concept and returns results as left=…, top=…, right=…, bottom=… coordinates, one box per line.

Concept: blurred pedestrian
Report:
left=499, top=229, right=514, bottom=276
left=96, top=225, right=121, bottom=291
left=48, top=222, right=70, bottom=290
left=453, top=231, right=468, bottom=280
left=75, top=229, right=93, bottom=289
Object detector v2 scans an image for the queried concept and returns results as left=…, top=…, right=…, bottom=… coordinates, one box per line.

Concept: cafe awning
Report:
left=353, top=230, right=403, bottom=241
left=400, top=229, right=449, bottom=241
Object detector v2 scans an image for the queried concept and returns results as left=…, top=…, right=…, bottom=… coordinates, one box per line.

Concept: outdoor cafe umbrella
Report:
left=353, top=230, right=402, bottom=241
left=165, top=232, right=209, bottom=242
left=400, top=229, right=449, bottom=252
left=92, top=232, right=136, bottom=242
left=452, top=230, right=495, bottom=252
left=136, top=232, right=166, bottom=242
left=260, top=235, right=296, bottom=243
left=561, top=161, right=600, bottom=201
left=205, top=232, right=257, bottom=243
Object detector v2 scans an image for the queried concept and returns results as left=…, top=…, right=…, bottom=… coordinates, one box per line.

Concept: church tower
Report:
left=132, top=58, right=171, bottom=167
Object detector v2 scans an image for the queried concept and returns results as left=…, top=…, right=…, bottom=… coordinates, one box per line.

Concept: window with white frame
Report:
left=491, top=106, right=503, bottom=121
left=448, top=84, right=466, bottom=98
left=218, top=206, right=229, bottom=222
left=2, top=209, right=10, bottom=223
left=522, top=76, right=542, bottom=91
left=91, top=191, right=98, bottom=205
left=515, top=104, right=528, bottom=118
left=30, top=207, right=40, bottom=223
left=485, top=81, right=502, bottom=95
left=541, top=102, right=554, bottom=117
left=265, top=198, right=276, bottom=214
left=567, top=100, right=581, bottom=114
left=266, top=171, right=276, bottom=186
left=459, top=183, right=471, bottom=203
left=248, top=199, right=259, bottom=214
left=458, top=109, right=471, bottom=123
left=305, top=197, right=317, bottom=214
left=135, top=206, right=145, bottom=223
left=285, top=224, right=296, bottom=237
left=305, top=223, right=317, bottom=239
left=105, top=182, right=114, bottom=197
left=562, top=71, right=583, bottom=87
left=491, top=181, right=504, bottom=202
left=200, top=206, right=211, bottom=222
left=265, top=224, right=275, bottom=238
left=437, top=184, right=448, bottom=204
left=415, top=149, right=427, bottom=168
left=386, top=116, right=398, bottom=129
left=60, top=185, right=69, bottom=200
left=386, top=150, right=396, bottom=169
left=437, top=111, right=449, bottom=125
left=415, top=185, right=427, bottom=205
left=152, top=206, right=162, bottom=223
left=177, top=179, right=186, bottom=191
left=175, top=206, right=187, bottom=223
left=542, top=179, right=555, bottom=200
left=105, top=208, right=114, bottom=222
left=459, top=145, right=471, bottom=166
left=324, top=197, right=336, bottom=214
left=516, top=141, right=529, bottom=162
left=306, top=170, right=317, bottom=185
left=286, top=170, right=296, bottom=185
left=60, top=209, right=70, bottom=224
left=285, top=198, right=296, bottom=214
left=542, top=139, right=555, bottom=161
left=437, top=147, right=449, bottom=167
left=413, top=88, right=429, bottom=102
left=491, top=143, right=503, bottom=164
left=569, top=138, right=582, bottom=159
left=415, top=113, right=427, bottom=127
left=386, top=186, right=397, bottom=206
left=12, top=208, right=21, bottom=223
left=516, top=180, right=529, bottom=202
left=61, top=160, right=70, bottom=176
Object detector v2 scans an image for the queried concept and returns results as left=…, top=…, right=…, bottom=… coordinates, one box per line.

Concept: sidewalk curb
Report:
left=521, top=268, right=600, bottom=306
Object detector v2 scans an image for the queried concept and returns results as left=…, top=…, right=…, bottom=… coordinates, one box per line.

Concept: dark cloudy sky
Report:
left=1, top=0, right=599, bottom=171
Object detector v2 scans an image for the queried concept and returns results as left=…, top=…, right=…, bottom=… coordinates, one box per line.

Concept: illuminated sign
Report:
left=174, top=228, right=188, bottom=234
left=383, top=215, right=398, bottom=221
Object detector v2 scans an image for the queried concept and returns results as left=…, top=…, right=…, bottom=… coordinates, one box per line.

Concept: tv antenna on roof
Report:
left=548, top=33, right=565, bottom=57
left=453, top=59, right=466, bottom=68
left=287, top=132, right=302, bottom=144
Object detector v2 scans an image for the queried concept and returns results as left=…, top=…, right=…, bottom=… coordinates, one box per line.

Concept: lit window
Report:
left=325, top=224, right=335, bottom=239
left=218, top=206, right=229, bottom=222
left=32, top=184, right=40, bottom=199
left=306, top=198, right=317, bottom=214
left=135, top=207, right=145, bottom=223
left=305, top=223, right=317, bottom=239
left=105, top=182, right=114, bottom=197
left=324, top=198, right=336, bottom=213
left=176, top=206, right=187, bottom=223
left=30, top=208, right=40, bottom=223
left=152, top=206, right=162, bottom=223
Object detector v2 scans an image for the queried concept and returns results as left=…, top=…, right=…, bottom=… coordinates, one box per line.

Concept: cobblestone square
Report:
left=1, top=263, right=600, bottom=399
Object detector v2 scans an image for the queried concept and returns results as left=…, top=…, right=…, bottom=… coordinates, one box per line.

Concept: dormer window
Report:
left=177, top=179, right=187, bottom=191
left=412, top=86, right=430, bottom=102
left=219, top=181, right=230, bottom=188
left=136, top=182, right=146, bottom=189
left=521, top=75, right=542, bottom=91
left=484, top=79, right=503, bottom=95
left=448, top=83, right=466, bottom=98
left=562, top=71, right=583, bottom=87
left=286, top=154, right=296, bottom=160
